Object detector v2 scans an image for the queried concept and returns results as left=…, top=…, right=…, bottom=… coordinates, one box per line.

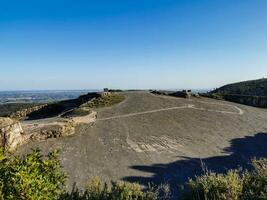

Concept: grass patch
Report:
left=62, top=94, right=124, bottom=118
left=82, top=94, right=125, bottom=109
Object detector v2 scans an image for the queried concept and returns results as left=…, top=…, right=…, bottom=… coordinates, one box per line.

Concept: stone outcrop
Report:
left=23, top=111, right=97, bottom=142
left=28, top=119, right=76, bottom=141
left=0, top=117, right=76, bottom=151
left=8, top=104, right=47, bottom=119
left=0, top=117, right=25, bottom=151
left=0, top=105, right=97, bottom=151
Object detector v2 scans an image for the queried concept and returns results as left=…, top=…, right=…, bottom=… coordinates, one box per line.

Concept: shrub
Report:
left=1, top=147, right=266, bottom=200
left=84, top=94, right=125, bottom=109
left=184, top=158, right=267, bottom=200
left=61, top=177, right=157, bottom=200
left=241, top=158, right=267, bottom=200
left=185, top=170, right=243, bottom=200
left=0, top=148, right=65, bottom=200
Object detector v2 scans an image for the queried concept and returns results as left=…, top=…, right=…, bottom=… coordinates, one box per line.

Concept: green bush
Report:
left=61, top=177, right=156, bottom=200
left=241, top=159, right=267, bottom=200
left=1, top=147, right=266, bottom=200
left=185, top=170, right=243, bottom=200
left=0, top=149, right=65, bottom=200
left=84, top=94, right=125, bottom=109
left=185, top=158, right=267, bottom=200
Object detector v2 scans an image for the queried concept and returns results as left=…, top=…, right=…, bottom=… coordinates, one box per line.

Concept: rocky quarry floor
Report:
left=16, top=91, right=267, bottom=193
left=0, top=111, right=97, bottom=152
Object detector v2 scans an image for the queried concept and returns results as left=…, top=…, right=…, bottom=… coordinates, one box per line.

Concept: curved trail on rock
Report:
left=18, top=91, right=267, bottom=195
left=98, top=102, right=244, bottom=121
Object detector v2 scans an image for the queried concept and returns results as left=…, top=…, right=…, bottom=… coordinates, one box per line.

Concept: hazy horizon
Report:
left=0, top=88, right=209, bottom=93
left=1, top=0, right=267, bottom=90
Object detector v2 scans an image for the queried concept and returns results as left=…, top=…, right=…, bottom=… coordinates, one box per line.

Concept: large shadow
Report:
left=123, top=132, right=267, bottom=196
left=27, top=92, right=101, bottom=120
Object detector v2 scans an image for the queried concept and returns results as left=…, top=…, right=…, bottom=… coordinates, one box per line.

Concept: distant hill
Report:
left=212, top=78, right=267, bottom=96
left=208, top=78, right=267, bottom=108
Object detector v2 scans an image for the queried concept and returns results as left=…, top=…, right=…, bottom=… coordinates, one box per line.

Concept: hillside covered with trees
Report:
left=207, top=78, right=267, bottom=108
left=212, top=78, right=267, bottom=96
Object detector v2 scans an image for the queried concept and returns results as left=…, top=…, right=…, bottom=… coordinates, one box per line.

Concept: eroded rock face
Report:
left=0, top=110, right=97, bottom=151
left=8, top=105, right=47, bottom=119
left=0, top=117, right=25, bottom=151
left=28, top=119, right=76, bottom=141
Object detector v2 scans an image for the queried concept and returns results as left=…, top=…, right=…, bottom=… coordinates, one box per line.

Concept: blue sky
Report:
left=0, top=0, right=267, bottom=90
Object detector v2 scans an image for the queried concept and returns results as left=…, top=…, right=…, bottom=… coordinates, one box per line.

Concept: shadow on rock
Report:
left=27, top=93, right=101, bottom=120
left=123, top=132, right=267, bottom=195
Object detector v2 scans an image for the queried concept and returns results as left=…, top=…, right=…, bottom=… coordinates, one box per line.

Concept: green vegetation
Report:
left=62, top=94, right=125, bottom=117
left=207, top=78, right=267, bottom=107
left=185, top=159, right=267, bottom=200
left=26, top=93, right=125, bottom=119
left=211, top=78, right=267, bottom=96
left=82, top=94, right=125, bottom=109
left=186, top=170, right=243, bottom=200
left=0, top=93, right=124, bottom=119
left=27, top=93, right=101, bottom=120
left=241, top=158, right=267, bottom=200
left=210, top=93, right=224, bottom=100
left=61, top=177, right=157, bottom=200
left=0, top=148, right=266, bottom=200
left=0, top=149, right=65, bottom=200
left=0, top=149, right=155, bottom=200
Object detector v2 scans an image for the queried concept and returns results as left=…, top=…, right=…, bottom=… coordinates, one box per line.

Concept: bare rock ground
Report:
left=21, top=111, right=97, bottom=143
left=17, top=91, right=267, bottom=192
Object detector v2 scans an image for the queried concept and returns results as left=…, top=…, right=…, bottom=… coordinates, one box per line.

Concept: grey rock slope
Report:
left=17, top=92, right=267, bottom=192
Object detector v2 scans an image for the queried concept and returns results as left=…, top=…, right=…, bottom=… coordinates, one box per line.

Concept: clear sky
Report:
left=0, top=0, right=267, bottom=91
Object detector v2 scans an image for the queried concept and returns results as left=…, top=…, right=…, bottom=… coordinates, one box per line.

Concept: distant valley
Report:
left=0, top=90, right=99, bottom=104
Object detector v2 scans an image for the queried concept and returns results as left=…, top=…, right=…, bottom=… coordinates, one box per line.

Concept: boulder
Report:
left=0, top=117, right=25, bottom=151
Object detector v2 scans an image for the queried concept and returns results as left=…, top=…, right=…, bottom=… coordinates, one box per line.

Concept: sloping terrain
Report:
left=27, top=92, right=101, bottom=120
left=208, top=78, right=267, bottom=107
left=17, top=91, right=267, bottom=194
left=0, top=92, right=124, bottom=152
left=0, top=103, right=42, bottom=117
left=212, top=78, right=267, bottom=96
